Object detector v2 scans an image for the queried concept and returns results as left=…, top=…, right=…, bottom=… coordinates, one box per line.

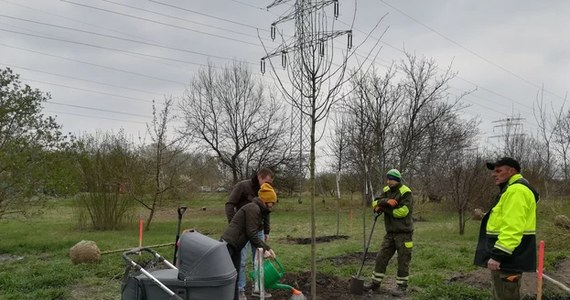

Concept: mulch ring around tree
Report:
left=280, top=235, right=350, bottom=244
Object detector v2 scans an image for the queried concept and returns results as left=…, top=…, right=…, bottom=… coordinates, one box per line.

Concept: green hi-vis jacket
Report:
left=474, top=174, right=539, bottom=273
left=376, top=183, right=414, bottom=233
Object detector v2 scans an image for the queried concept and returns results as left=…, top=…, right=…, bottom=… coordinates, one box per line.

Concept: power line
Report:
left=47, top=101, right=150, bottom=118
left=0, top=28, right=214, bottom=67
left=0, top=0, right=183, bottom=46
left=45, top=109, right=147, bottom=125
left=1, top=62, right=164, bottom=96
left=21, top=77, right=155, bottom=104
left=0, top=42, right=186, bottom=85
left=0, top=14, right=255, bottom=64
left=234, top=0, right=539, bottom=115
left=100, top=0, right=260, bottom=40
left=378, top=0, right=566, bottom=102
left=0, top=1, right=289, bottom=128
left=0, top=0, right=555, bottom=136
left=60, top=0, right=261, bottom=47
left=149, top=0, right=270, bottom=32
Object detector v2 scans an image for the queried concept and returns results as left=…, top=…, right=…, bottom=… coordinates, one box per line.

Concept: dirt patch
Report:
left=244, top=250, right=407, bottom=300
left=245, top=256, right=570, bottom=300
left=447, top=257, right=570, bottom=299
left=245, top=271, right=412, bottom=300
left=281, top=235, right=350, bottom=244
left=321, top=251, right=377, bottom=264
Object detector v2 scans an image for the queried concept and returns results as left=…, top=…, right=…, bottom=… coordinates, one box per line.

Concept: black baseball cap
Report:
left=486, top=157, right=521, bottom=172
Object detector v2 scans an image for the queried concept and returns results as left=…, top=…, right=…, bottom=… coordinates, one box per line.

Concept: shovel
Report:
left=172, top=205, right=187, bottom=265
left=350, top=212, right=381, bottom=295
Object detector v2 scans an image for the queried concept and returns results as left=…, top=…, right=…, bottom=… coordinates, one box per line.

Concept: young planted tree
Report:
left=179, top=61, right=290, bottom=184
left=261, top=1, right=386, bottom=296
left=327, top=115, right=349, bottom=236
left=135, top=98, right=191, bottom=231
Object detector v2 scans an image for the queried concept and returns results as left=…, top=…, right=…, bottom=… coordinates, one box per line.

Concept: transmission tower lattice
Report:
left=262, top=0, right=352, bottom=202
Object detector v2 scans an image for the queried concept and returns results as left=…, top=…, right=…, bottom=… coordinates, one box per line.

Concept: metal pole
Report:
left=172, top=205, right=187, bottom=265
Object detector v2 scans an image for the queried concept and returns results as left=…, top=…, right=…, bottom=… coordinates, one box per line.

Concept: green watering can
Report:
left=250, top=257, right=306, bottom=299
left=250, top=257, right=291, bottom=290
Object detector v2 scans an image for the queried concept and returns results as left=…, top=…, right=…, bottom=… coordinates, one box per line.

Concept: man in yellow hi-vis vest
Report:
left=365, top=169, right=414, bottom=294
left=474, top=157, right=539, bottom=300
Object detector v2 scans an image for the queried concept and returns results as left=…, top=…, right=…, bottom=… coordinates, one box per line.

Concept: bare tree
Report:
left=342, top=65, right=403, bottom=186
left=134, top=98, right=190, bottom=231
left=327, top=114, right=349, bottom=236
left=260, top=1, right=386, bottom=296
left=420, top=114, right=485, bottom=234
left=554, top=110, right=570, bottom=182
left=179, top=61, right=290, bottom=184
left=533, top=88, right=567, bottom=196
left=396, top=52, right=471, bottom=175
left=445, top=153, right=494, bottom=235
left=414, top=110, right=480, bottom=203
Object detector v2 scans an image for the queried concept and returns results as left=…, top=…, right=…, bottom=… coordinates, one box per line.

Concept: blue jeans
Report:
left=238, top=230, right=265, bottom=292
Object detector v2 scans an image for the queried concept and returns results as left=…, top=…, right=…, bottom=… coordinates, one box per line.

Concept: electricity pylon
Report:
left=261, top=0, right=352, bottom=204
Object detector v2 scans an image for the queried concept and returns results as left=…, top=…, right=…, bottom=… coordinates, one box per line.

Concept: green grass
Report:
left=0, top=194, right=568, bottom=299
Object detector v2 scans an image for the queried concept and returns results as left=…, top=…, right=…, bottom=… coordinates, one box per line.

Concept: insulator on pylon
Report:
left=319, top=42, right=325, bottom=57
left=261, top=59, right=266, bottom=74
left=281, top=51, right=287, bottom=68
left=347, top=31, right=353, bottom=49
left=271, top=24, right=276, bottom=40
left=334, top=0, right=339, bottom=18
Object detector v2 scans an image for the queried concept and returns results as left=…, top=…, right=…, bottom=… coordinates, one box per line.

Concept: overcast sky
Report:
left=1, top=0, right=569, bottom=154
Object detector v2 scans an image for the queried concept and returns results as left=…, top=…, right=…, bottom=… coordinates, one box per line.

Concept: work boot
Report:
left=239, top=291, right=248, bottom=300
left=363, top=281, right=380, bottom=292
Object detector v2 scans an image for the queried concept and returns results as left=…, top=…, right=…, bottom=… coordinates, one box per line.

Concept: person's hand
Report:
left=386, top=199, right=398, bottom=207
left=487, top=258, right=501, bottom=271
left=264, top=234, right=269, bottom=242
left=378, top=199, right=390, bottom=208
left=371, top=197, right=381, bottom=208
left=373, top=205, right=383, bottom=214
left=264, top=249, right=276, bottom=258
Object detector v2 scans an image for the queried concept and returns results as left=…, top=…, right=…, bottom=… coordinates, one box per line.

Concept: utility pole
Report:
left=261, top=0, right=352, bottom=204
left=489, top=116, right=526, bottom=157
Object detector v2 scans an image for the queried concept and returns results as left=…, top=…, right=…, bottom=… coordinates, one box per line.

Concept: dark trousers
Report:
left=374, top=232, right=413, bottom=280
left=226, top=243, right=241, bottom=300
left=491, top=270, right=522, bottom=300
